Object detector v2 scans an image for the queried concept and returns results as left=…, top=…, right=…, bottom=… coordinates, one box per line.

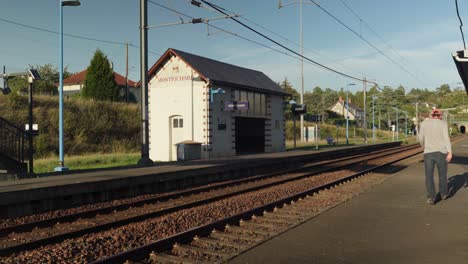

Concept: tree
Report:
left=82, top=49, right=119, bottom=101
left=279, top=78, right=299, bottom=120
left=279, top=78, right=299, bottom=100
left=3, top=64, right=71, bottom=95
left=34, top=64, right=72, bottom=95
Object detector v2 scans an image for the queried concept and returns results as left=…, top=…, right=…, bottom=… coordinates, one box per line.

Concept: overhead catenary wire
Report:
left=224, top=10, right=377, bottom=85
left=338, top=0, right=420, bottom=72
left=308, top=1, right=426, bottom=87
left=455, top=0, right=466, bottom=49
left=197, top=0, right=375, bottom=84
left=190, top=0, right=375, bottom=80
left=147, top=0, right=303, bottom=61
left=0, top=17, right=161, bottom=56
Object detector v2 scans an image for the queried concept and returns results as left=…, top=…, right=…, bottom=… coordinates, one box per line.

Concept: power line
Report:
left=147, top=0, right=302, bottom=60
left=191, top=0, right=373, bottom=80
left=0, top=17, right=161, bottom=57
left=150, top=0, right=379, bottom=83
left=338, top=0, right=415, bottom=68
left=237, top=15, right=375, bottom=82
left=197, top=0, right=375, bottom=84
left=308, top=1, right=426, bottom=86
left=455, top=0, right=466, bottom=49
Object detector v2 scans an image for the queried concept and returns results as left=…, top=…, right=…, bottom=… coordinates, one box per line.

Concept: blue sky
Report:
left=1, top=0, right=467, bottom=93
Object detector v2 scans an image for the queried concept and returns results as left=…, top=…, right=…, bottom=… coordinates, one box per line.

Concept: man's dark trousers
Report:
left=424, top=151, right=448, bottom=200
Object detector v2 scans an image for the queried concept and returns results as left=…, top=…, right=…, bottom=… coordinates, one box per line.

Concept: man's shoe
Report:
left=441, top=194, right=449, bottom=200
left=427, top=198, right=435, bottom=205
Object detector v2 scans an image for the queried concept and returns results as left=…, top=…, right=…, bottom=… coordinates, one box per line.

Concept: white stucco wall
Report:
left=207, top=86, right=235, bottom=158
left=149, top=56, right=204, bottom=161
left=148, top=54, right=285, bottom=161
left=331, top=102, right=356, bottom=120
left=268, top=95, right=286, bottom=152
left=63, top=84, right=82, bottom=95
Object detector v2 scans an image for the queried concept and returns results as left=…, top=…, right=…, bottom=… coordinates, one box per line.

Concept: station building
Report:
left=147, top=48, right=288, bottom=161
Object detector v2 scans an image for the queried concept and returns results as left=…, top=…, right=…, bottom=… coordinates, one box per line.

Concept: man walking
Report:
left=418, top=109, right=452, bottom=205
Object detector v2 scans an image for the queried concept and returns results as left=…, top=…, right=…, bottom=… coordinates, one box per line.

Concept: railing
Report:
left=0, top=116, right=28, bottom=170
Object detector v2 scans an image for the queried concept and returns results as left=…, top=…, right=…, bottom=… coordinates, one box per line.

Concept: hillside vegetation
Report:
left=0, top=94, right=140, bottom=158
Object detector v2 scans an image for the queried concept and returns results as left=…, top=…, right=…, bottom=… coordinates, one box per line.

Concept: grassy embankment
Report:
left=0, top=94, right=419, bottom=173
left=0, top=94, right=140, bottom=173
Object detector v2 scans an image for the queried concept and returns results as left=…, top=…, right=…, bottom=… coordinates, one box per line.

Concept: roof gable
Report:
left=148, top=48, right=287, bottom=95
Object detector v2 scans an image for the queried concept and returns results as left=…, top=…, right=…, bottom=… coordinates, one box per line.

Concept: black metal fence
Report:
left=0, top=116, right=27, bottom=169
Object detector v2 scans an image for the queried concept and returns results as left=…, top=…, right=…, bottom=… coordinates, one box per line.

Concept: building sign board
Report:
left=224, top=101, right=249, bottom=111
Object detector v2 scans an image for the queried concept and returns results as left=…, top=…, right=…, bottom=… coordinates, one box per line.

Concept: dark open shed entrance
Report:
left=235, top=117, right=265, bottom=154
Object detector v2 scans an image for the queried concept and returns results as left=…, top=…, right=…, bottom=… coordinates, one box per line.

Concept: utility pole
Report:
left=138, top=0, right=153, bottom=166
left=415, top=102, right=419, bottom=134
left=363, top=77, right=367, bottom=143
left=125, top=42, right=129, bottom=103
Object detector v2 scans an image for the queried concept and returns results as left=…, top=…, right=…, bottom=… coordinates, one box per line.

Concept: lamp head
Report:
left=61, top=0, right=81, bottom=6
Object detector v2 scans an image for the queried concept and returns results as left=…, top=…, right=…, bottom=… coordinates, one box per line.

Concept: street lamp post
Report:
left=345, top=83, right=355, bottom=144
left=289, top=99, right=297, bottom=149
left=392, top=107, right=399, bottom=141
left=372, top=96, right=377, bottom=142
left=279, top=0, right=313, bottom=143
left=346, top=90, right=349, bottom=144
left=55, top=0, right=80, bottom=172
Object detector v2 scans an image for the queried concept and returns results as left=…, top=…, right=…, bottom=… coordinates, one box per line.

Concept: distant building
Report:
left=330, top=96, right=364, bottom=123
left=62, top=70, right=139, bottom=102
left=147, top=48, right=288, bottom=161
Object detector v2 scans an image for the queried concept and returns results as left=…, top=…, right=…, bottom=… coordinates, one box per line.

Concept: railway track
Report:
left=0, top=142, right=438, bottom=263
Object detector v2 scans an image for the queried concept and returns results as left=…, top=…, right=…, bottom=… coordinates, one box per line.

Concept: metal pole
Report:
left=299, top=0, right=304, bottom=143
left=415, top=102, right=419, bottom=134
left=372, top=96, right=375, bottom=142
left=293, top=114, right=297, bottom=149
left=315, top=122, right=318, bottom=149
left=396, top=109, right=399, bottom=141
left=363, top=77, right=367, bottom=143
left=346, top=90, right=349, bottom=144
left=125, top=42, right=129, bottom=103
left=138, top=0, right=153, bottom=166
left=55, top=2, right=67, bottom=171
left=28, top=82, right=34, bottom=176
left=405, top=113, right=407, bottom=137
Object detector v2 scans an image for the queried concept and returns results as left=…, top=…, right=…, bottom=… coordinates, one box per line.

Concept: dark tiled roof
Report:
left=63, top=70, right=137, bottom=88
left=148, top=48, right=287, bottom=95
left=348, top=102, right=363, bottom=111
left=336, top=101, right=363, bottom=112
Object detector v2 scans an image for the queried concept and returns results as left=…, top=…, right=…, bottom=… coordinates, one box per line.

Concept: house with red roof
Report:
left=62, top=70, right=139, bottom=102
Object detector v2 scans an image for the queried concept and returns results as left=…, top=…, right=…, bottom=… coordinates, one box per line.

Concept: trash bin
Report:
left=176, top=140, right=202, bottom=161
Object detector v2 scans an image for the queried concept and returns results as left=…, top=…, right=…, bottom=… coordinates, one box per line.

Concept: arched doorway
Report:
left=460, top=125, right=466, bottom=134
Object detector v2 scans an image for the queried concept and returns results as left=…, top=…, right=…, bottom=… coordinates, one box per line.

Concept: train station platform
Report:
left=0, top=142, right=400, bottom=218
left=229, top=137, right=468, bottom=264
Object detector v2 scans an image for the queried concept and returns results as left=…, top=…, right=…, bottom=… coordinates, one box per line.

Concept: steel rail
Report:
left=92, top=145, right=423, bottom=264
left=0, top=144, right=409, bottom=237
left=0, top=144, right=417, bottom=257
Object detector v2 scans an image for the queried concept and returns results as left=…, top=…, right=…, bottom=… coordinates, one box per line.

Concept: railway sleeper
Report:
left=277, top=205, right=309, bottom=216
left=209, top=230, right=262, bottom=244
left=224, top=225, right=270, bottom=237
left=191, top=236, right=246, bottom=252
left=265, top=212, right=304, bottom=222
left=149, top=252, right=196, bottom=264
left=238, top=219, right=279, bottom=231
left=171, top=243, right=231, bottom=262
left=253, top=216, right=296, bottom=226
